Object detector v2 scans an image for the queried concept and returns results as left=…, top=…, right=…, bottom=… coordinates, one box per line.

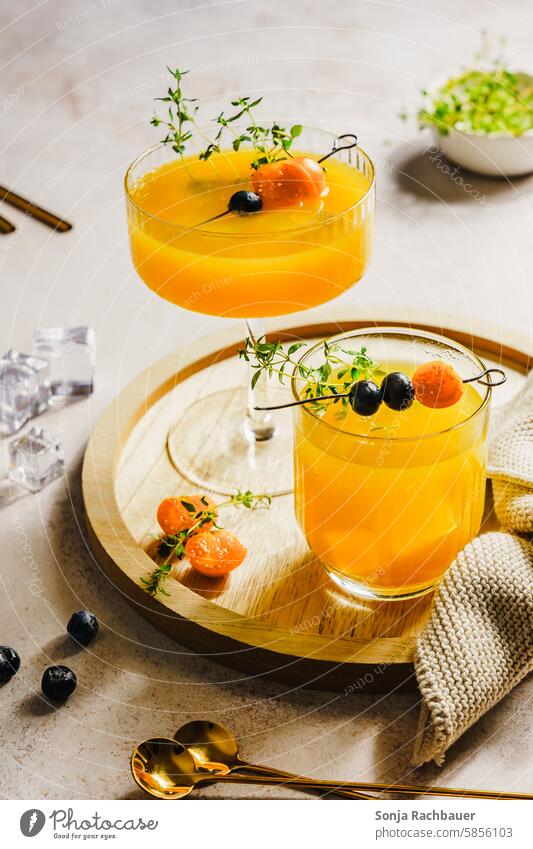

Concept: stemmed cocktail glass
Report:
left=125, top=127, right=375, bottom=495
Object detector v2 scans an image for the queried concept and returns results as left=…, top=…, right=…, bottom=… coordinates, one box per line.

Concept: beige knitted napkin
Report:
left=412, top=372, right=533, bottom=767
left=489, top=371, right=533, bottom=534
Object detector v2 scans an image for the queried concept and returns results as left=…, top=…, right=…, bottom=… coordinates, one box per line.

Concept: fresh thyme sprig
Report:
left=143, top=490, right=271, bottom=596
left=205, top=95, right=303, bottom=168
left=238, top=337, right=379, bottom=417
left=151, top=68, right=199, bottom=155
left=153, top=68, right=303, bottom=169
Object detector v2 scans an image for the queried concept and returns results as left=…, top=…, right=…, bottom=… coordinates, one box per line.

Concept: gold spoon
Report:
left=174, top=720, right=369, bottom=800
left=0, top=184, right=72, bottom=232
left=174, top=720, right=533, bottom=801
left=131, top=737, right=372, bottom=799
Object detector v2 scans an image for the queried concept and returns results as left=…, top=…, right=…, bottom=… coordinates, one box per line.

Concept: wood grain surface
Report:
left=82, top=313, right=530, bottom=691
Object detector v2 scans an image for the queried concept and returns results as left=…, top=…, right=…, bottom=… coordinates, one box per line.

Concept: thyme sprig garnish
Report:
left=205, top=96, right=303, bottom=168
left=152, top=67, right=303, bottom=169
left=238, top=337, right=379, bottom=417
left=143, top=490, right=271, bottom=596
left=151, top=68, right=199, bottom=155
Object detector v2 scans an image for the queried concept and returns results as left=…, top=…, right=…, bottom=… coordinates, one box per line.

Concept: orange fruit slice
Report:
left=412, top=361, right=464, bottom=409
left=185, top=529, right=247, bottom=577
left=293, top=156, right=327, bottom=195
left=157, top=495, right=216, bottom=536
left=251, top=157, right=325, bottom=209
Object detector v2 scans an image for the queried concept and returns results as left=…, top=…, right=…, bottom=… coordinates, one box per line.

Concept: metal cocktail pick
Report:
left=254, top=367, right=507, bottom=411
left=317, top=133, right=358, bottom=163
left=195, top=134, right=360, bottom=228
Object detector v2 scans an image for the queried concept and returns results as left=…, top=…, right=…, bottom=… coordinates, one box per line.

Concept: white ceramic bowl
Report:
left=432, top=126, right=533, bottom=177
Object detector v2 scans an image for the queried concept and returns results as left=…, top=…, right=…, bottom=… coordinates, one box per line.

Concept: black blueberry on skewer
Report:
left=0, top=646, right=20, bottom=683
left=41, top=665, right=77, bottom=701
left=380, top=372, right=415, bottom=411
left=349, top=380, right=382, bottom=416
left=228, top=190, right=262, bottom=214
left=67, top=611, right=99, bottom=647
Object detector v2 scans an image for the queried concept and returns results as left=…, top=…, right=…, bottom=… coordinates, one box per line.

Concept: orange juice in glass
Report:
left=292, top=328, right=491, bottom=599
left=126, top=136, right=373, bottom=319
left=125, top=129, right=375, bottom=494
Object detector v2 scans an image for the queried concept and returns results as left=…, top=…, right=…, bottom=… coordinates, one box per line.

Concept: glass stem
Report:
left=244, top=318, right=275, bottom=442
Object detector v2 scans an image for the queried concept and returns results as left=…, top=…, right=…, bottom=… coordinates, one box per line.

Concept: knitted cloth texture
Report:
left=413, top=373, right=533, bottom=767
left=488, top=370, right=533, bottom=533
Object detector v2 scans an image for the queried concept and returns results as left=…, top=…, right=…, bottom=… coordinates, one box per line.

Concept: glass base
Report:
left=324, top=563, right=437, bottom=601
left=167, top=387, right=293, bottom=497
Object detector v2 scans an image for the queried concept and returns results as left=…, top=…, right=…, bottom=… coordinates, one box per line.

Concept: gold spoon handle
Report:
left=235, top=762, right=370, bottom=799
left=355, top=783, right=532, bottom=800
left=0, top=213, right=15, bottom=234
left=197, top=771, right=372, bottom=798
left=233, top=763, right=531, bottom=800
left=0, top=185, right=72, bottom=232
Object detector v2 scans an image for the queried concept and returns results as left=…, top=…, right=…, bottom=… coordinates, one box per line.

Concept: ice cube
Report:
left=0, top=360, right=35, bottom=435
left=9, top=426, right=65, bottom=492
left=3, top=349, right=51, bottom=416
left=33, top=326, right=95, bottom=399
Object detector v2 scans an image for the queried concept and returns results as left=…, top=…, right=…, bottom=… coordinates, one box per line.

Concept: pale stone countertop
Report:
left=0, top=0, right=531, bottom=799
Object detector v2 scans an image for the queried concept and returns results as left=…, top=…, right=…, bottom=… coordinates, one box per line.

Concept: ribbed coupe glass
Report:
left=125, top=129, right=375, bottom=495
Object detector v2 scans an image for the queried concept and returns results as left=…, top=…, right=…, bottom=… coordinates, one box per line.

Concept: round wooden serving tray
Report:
left=82, top=313, right=530, bottom=692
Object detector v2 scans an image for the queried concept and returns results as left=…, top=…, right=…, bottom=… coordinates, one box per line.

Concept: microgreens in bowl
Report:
left=418, top=67, right=533, bottom=136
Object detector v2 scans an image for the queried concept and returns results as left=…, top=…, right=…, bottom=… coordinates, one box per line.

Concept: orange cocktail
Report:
left=293, top=329, right=491, bottom=599
left=125, top=135, right=374, bottom=319
left=125, top=126, right=375, bottom=496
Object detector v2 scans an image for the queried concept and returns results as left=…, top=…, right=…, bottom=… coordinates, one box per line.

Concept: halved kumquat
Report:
left=157, top=495, right=216, bottom=536
left=251, top=157, right=325, bottom=209
left=185, top=529, right=247, bottom=577
left=412, top=361, right=464, bottom=409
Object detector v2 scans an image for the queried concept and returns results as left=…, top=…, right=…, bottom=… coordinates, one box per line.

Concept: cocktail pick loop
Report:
left=318, top=134, right=359, bottom=164
left=462, top=367, right=506, bottom=387
left=253, top=367, right=506, bottom=411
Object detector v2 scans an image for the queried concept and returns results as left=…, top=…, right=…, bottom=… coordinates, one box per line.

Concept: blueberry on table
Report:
left=349, top=380, right=382, bottom=416
left=41, top=665, right=77, bottom=701
left=380, top=372, right=415, bottom=411
left=67, top=610, right=98, bottom=647
left=228, top=190, right=262, bottom=214
left=0, top=646, right=20, bottom=682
